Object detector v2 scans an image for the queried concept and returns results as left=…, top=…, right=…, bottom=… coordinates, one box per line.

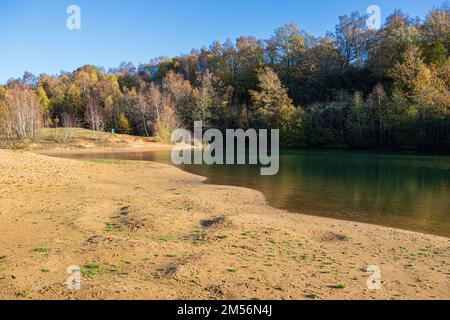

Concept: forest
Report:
left=0, top=5, right=449, bottom=151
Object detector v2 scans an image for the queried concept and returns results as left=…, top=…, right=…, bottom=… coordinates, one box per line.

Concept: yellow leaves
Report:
left=117, top=112, right=130, bottom=134
left=423, top=7, right=450, bottom=41
left=250, top=67, right=294, bottom=128
left=36, top=87, right=50, bottom=113
left=67, top=83, right=81, bottom=97
left=75, top=69, right=98, bottom=89
left=0, top=86, right=7, bottom=117
left=108, top=74, right=120, bottom=90
left=413, top=63, right=432, bottom=95
left=405, top=105, right=419, bottom=118
left=0, top=86, right=7, bottom=105
left=389, top=45, right=441, bottom=104
left=105, top=96, right=114, bottom=108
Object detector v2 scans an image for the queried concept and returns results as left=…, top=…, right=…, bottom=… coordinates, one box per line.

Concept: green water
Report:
left=58, top=150, right=450, bottom=237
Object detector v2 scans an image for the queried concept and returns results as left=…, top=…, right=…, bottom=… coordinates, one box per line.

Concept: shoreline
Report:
left=40, top=144, right=449, bottom=239
left=0, top=142, right=448, bottom=299
left=47, top=148, right=450, bottom=241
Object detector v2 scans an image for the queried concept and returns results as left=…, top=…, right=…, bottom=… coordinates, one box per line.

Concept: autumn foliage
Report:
left=0, top=4, right=448, bottom=151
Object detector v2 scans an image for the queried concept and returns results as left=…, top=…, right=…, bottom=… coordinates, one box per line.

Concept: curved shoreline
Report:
left=2, top=145, right=447, bottom=299
left=41, top=146, right=450, bottom=239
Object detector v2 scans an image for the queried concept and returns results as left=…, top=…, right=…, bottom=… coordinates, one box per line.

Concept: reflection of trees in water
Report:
left=237, top=151, right=450, bottom=236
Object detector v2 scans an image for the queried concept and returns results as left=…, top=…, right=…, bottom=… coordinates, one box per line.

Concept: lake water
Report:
left=57, top=149, right=450, bottom=238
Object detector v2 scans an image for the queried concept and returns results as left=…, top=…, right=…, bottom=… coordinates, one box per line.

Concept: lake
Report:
left=56, top=149, right=450, bottom=238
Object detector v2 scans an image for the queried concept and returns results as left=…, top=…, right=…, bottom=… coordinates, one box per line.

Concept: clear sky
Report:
left=0, top=0, right=445, bottom=83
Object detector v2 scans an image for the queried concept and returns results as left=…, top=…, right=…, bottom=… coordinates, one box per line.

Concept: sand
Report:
left=0, top=140, right=449, bottom=300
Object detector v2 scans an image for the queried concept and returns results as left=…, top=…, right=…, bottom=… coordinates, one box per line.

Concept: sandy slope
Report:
left=0, top=148, right=448, bottom=300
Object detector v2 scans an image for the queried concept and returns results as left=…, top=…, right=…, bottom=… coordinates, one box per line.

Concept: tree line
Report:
left=0, top=4, right=449, bottom=151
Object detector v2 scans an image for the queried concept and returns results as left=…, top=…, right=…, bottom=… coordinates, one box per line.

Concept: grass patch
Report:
left=38, top=127, right=110, bottom=140
left=81, top=263, right=122, bottom=277
left=335, top=283, right=347, bottom=289
left=301, top=254, right=310, bottom=261
left=228, top=268, right=238, bottom=273
left=33, top=247, right=51, bottom=253
left=105, top=222, right=114, bottom=232
left=16, top=291, right=31, bottom=298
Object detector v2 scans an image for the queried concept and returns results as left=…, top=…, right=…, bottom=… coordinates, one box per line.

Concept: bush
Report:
left=117, top=112, right=131, bottom=134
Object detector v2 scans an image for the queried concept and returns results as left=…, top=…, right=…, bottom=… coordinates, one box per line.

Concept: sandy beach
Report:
left=0, top=135, right=449, bottom=300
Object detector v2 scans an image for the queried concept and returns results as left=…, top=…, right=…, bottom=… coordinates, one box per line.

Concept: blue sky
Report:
left=0, top=0, right=445, bottom=83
